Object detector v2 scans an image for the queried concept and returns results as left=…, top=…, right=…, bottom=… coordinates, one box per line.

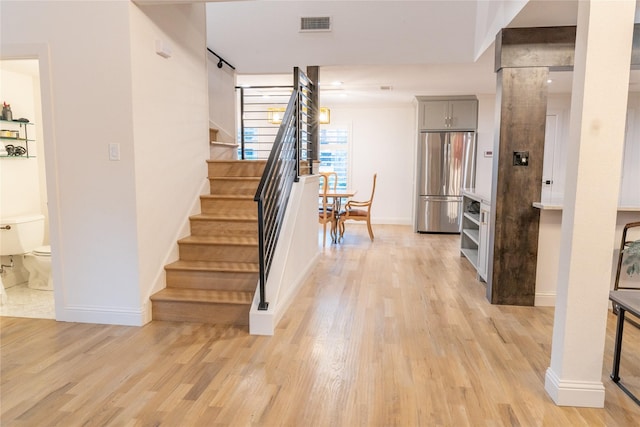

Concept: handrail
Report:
left=206, top=47, right=236, bottom=70
left=254, top=67, right=316, bottom=310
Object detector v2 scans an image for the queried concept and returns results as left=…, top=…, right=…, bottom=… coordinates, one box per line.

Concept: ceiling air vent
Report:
left=300, top=16, right=331, bottom=32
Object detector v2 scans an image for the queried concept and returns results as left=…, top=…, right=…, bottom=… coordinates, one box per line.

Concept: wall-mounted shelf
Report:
left=0, top=120, right=35, bottom=158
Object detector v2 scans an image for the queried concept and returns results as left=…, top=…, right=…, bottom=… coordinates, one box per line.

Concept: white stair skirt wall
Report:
left=250, top=175, right=320, bottom=335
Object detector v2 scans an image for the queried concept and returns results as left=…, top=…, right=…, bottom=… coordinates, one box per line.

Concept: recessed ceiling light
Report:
left=547, top=79, right=553, bottom=83
left=332, top=81, right=343, bottom=87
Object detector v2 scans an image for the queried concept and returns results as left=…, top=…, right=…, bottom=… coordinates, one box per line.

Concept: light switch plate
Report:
left=109, top=143, right=120, bottom=161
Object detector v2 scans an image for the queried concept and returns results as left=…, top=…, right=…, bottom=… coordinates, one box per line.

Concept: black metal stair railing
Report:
left=236, top=85, right=293, bottom=160
left=254, top=67, right=316, bottom=310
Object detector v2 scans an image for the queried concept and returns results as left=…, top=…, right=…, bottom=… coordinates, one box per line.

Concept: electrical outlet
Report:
left=513, top=151, right=529, bottom=166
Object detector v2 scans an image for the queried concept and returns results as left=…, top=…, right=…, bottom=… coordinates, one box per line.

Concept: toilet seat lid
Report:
left=33, top=245, right=51, bottom=256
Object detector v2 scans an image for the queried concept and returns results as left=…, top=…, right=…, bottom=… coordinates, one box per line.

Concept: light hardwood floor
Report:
left=2, top=224, right=640, bottom=426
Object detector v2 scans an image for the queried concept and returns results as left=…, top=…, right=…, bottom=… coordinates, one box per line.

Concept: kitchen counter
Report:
left=461, top=189, right=491, bottom=204
left=533, top=200, right=640, bottom=211
left=533, top=203, right=640, bottom=307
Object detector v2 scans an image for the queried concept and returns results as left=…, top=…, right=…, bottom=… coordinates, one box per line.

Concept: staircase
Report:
left=150, top=159, right=266, bottom=326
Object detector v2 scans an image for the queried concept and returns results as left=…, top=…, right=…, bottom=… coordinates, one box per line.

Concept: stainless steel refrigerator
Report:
left=417, top=131, right=476, bottom=233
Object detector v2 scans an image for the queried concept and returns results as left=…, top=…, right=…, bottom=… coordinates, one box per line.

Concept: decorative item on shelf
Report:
left=2, top=102, right=13, bottom=121
left=0, top=129, right=19, bottom=138
left=4, top=145, right=26, bottom=156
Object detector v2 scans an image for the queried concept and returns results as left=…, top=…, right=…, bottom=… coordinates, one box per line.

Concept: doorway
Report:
left=0, top=58, right=54, bottom=319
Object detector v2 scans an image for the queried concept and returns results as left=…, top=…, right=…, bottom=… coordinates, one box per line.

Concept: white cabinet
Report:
left=417, top=96, right=478, bottom=131
left=477, top=202, right=491, bottom=281
left=461, top=193, right=491, bottom=282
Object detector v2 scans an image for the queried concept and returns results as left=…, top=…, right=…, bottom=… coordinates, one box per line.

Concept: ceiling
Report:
left=206, top=0, right=639, bottom=105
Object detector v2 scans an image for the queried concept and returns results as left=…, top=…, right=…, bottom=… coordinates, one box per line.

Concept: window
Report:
left=319, top=126, right=350, bottom=191
left=238, top=127, right=258, bottom=159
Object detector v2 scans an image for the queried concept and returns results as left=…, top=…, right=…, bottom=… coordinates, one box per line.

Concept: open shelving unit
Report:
left=461, top=191, right=492, bottom=282
left=0, top=120, right=35, bottom=158
left=461, top=207, right=480, bottom=269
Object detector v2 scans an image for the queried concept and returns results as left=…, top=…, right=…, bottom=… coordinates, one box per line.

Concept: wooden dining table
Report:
left=320, top=190, right=356, bottom=243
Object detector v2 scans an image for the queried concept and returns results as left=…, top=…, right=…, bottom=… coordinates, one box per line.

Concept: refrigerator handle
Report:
left=443, top=137, right=451, bottom=193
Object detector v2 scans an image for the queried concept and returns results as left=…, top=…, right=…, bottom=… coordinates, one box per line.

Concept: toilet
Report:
left=0, top=214, right=52, bottom=291
left=23, top=246, right=53, bottom=290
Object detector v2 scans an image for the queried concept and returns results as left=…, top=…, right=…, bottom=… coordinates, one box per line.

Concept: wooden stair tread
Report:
left=157, top=159, right=263, bottom=325
left=151, top=288, right=253, bottom=305
left=209, top=176, right=261, bottom=181
left=178, top=235, right=258, bottom=246
left=190, top=213, right=258, bottom=221
left=165, top=260, right=259, bottom=273
left=206, top=160, right=267, bottom=165
left=200, top=194, right=254, bottom=200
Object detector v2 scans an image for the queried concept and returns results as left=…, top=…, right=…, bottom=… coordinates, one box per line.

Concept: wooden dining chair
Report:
left=338, top=173, right=377, bottom=241
left=319, top=172, right=338, bottom=194
left=318, top=174, right=336, bottom=247
left=318, top=172, right=338, bottom=212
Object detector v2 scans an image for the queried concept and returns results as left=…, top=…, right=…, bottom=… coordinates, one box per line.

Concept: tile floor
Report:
left=0, top=282, right=54, bottom=319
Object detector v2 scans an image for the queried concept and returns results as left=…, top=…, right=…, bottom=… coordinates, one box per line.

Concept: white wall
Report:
left=250, top=175, right=320, bottom=335
left=2, top=1, right=141, bottom=323
left=1, top=1, right=209, bottom=325
left=622, top=93, right=640, bottom=206
left=541, top=93, right=639, bottom=206
left=207, top=55, right=236, bottom=143
left=130, top=3, right=209, bottom=318
left=324, top=103, right=416, bottom=225
left=322, top=96, right=497, bottom=226
left=474, top=0, right=527, bottom=59
left=475, top=94, right=496, bottom=199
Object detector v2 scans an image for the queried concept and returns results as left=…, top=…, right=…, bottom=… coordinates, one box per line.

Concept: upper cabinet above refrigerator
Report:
left=417, top=96, right=478, bottom=131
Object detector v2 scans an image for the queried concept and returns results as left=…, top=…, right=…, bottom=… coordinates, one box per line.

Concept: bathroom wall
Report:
left=0, top=61, right=47, bottom=288
left=0, top=64, right=42, bottom=218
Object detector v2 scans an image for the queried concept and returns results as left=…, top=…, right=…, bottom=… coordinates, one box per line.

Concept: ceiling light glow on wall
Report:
left=320, top=107, right=331, bottom=124
left=268, top=107, right=330, bottom=124
left=268, top=107, right=286, bottom=124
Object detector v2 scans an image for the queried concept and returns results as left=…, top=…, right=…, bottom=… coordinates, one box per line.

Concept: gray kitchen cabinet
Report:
left=417, top=96, right=478, bottom=131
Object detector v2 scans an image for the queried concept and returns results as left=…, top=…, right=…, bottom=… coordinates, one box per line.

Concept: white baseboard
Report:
left=544, top=367, right=605, bottom=408
left=535, top=292, right=556, bottom=307
left=371, top=217, right=413, bottom=225
left=58, top=304, right=145, bottom=326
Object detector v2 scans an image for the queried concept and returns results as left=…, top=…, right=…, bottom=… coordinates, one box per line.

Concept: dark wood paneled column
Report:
left=488, top=67, right=549, bottom=305
left=486, top=25, right=640, bottom=306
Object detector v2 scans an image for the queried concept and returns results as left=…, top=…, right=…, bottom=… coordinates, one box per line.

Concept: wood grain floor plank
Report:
left=2, top=224, right=640, bottom=425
